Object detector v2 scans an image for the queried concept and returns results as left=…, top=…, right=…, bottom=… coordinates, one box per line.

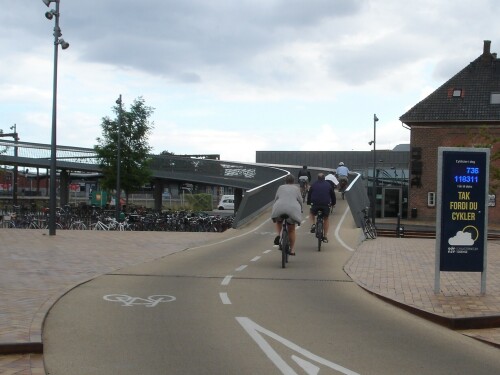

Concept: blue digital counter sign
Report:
left=438, top=149, right=488, bottom=272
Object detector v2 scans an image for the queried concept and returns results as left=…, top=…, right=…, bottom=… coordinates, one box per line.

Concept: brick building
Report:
left=400, top=40, right=500, bottom=224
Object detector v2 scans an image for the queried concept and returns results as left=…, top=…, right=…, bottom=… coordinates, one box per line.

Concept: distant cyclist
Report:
left=336, top=162, right=349, bottom=192
left=325, top=171, right=339, bottom=188
left=271, top=175, right=303, bottom=256
left=307, top=173, right=336, bottom=243
left=297, top=165, right=312, bottom=198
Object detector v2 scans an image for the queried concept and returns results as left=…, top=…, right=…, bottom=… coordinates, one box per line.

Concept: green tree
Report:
left=95, top=96, right=154, bottom=204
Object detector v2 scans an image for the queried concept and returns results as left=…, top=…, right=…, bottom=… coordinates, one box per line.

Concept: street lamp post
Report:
left=42, top=0, right=69, bottom=235
left=115, top=95, right=123, bottom=221
left=10, top=124, right=19, bottom=205
left=372, top=114, right=379, bottom=224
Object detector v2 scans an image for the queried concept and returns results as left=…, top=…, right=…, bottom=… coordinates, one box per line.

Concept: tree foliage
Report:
left=94, top=96, right=154, bottom=202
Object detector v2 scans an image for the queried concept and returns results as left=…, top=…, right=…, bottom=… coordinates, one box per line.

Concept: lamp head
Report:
left=369, top=141, right=374, bottom=146
left=374, top=114, right=379, bottom=122
left=45, top=11, right=54, bottom=20
left=42, top=0, right=55, bottom=7
left=59, top=39, right=70, bottom=49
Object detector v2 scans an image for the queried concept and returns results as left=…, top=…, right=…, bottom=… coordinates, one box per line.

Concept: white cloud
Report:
left=1, top=0, right=499, bottom=162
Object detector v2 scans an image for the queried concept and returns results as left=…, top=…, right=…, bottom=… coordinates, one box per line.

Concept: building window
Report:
left=448, top=88, right=464, bottom=98
left=491, top=92, right=500, bottom=104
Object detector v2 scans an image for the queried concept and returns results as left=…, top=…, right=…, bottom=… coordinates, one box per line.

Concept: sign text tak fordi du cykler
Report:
left=435, top=147, right=490, bottom=294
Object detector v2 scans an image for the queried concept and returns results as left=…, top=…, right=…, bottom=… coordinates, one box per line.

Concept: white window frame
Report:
left=427, top=192, right=436, bottom=207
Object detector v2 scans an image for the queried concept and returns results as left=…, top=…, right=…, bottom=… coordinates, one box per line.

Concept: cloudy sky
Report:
left=1, top=0, right=499, bottom=162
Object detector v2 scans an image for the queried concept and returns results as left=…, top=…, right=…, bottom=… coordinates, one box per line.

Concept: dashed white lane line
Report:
left=221, top=275, right=233, bottom=286
left=235, top=265, right=248, bottom=272
left=263, top=249, right=272, bottom=254
left=251, top=256, right=261, bottom=262
left=219, top=292, right=231, bottom=305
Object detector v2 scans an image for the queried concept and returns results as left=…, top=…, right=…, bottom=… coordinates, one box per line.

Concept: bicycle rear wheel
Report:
left=365, top=218, right=377, bottom=239
left=70, top=221, right=87, bottom=230
left=316, top=219, right=323, bottom=251
left=281, top=229, right=289, bottom=268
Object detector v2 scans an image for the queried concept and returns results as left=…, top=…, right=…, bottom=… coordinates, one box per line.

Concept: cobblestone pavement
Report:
left=1, top=222, right=499, bottom=373
left=344, top=237, right=500, bottom=347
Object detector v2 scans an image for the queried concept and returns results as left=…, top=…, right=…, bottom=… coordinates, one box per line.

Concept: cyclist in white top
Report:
left=336, top=162, right=349, bottom=184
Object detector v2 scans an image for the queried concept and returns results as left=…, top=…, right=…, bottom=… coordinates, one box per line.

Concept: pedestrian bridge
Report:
left=0, top=140, right=292, bottom=227
left=0, top=140, right=369, bottom=228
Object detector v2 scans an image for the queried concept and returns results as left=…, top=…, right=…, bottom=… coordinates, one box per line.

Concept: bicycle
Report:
left=338, top=178, right=348, bottom=200
left=278, top=214, right=291, bottom=268
left=360, top=207, right=377, bottom=239
left=315, top=209, right=325, bottom=251
left=299, top=177, right=309, bottom=203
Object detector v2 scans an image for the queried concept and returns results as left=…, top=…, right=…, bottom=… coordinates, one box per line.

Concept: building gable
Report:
left=400, top=40, right=500, bottom=125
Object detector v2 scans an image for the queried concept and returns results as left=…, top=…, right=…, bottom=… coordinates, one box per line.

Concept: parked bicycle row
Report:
left=0, top=205, right=234, bottom=232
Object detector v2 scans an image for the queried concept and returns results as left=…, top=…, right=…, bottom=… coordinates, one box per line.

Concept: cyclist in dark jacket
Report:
left=297, top=165, right=312, bottom=182
left=307, top=173, right=336, bottom=243
left=297, top=166, right=312, bottom=197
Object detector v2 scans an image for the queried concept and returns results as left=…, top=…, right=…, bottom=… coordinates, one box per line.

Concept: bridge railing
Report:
left=151, top=155, right=288, bottom=189
left=232, top=173, right=288, bottom=228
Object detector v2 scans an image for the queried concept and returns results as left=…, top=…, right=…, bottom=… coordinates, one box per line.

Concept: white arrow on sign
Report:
left=236, top=317, right=359, bottom=375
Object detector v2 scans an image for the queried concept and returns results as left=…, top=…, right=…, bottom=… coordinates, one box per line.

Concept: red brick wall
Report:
left=409, top=124, right=500, bottom=225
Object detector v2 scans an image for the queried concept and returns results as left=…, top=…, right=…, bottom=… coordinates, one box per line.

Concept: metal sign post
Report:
left=435, top=147, right=489, bottom=294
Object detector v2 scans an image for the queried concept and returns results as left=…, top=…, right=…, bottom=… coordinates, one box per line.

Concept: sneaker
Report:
left=274, top=235, right=280, bottom=246
left=310, top=224, right=316, bottom=233
left=322, top=236, right=328, bottom=243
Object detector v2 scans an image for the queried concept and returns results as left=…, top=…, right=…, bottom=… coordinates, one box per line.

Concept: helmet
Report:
left=338, top=162, right=344, bottom=166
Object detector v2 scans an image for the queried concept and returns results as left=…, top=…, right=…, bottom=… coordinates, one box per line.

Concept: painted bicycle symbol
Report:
left=103, top=294, right=176, bottom=307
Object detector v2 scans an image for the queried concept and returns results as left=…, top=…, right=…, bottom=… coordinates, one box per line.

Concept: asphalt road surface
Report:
left=43, top=204, right=500, bottom=374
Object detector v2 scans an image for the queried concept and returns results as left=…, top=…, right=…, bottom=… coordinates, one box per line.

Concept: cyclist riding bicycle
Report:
left=325, top=171, right=339, bottom=188
left=307, top=173, right=336, bottom=243
left=298, top=165, right=312, bottom=196
left=336, top=162, right=349, bottom=191
left=271, top=175, right=303, bottom=256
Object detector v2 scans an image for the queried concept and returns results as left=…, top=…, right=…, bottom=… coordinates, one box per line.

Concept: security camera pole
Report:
left=42, top=0, right=70, bottom=235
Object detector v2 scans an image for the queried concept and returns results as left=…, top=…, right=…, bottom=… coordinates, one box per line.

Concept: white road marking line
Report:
left=334, top=206, right=355, bottom=252
left=219, top=292, right=231, bottom=305
left=221, top=275, right=233, bottom=286
left=292, top=355, right=320, bottom=375
left=236, top=317, right=359, bottom=375
left=235, top=265, right=247, bottom=272
left=263, top=249, right=272, bottom=254
left=251, top=256, right=261, bottom=262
